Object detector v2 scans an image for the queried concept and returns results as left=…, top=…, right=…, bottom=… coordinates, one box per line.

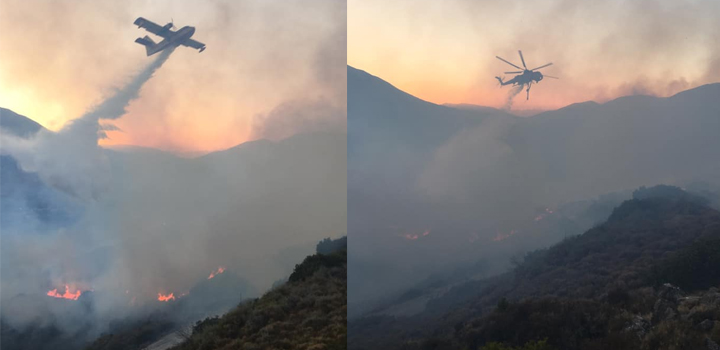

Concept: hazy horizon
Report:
left=349, top=0, right=720, bottom=111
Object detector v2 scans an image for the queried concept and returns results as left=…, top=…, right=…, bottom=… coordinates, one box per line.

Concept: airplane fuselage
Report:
left=150, top=26, right=196, bottom=54
left=134, top=17, right=206, bottom=56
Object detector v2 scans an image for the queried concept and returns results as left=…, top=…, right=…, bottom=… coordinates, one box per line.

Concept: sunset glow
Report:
left=1, top=0, right=343, bottom=153
left=349, top=0, right=720, bottom=112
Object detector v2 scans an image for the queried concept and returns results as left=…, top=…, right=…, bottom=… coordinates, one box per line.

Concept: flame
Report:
left=491, top=229, right=519, bottom=242
left=534, top=208, right=555, bottom=221
left=157, top=292, right=175, bottom=302
left=208, top=266, right=226, bottom=279
left=46, top=285, right=82, bottom=300
left=398, top=228, right=431, bottom=241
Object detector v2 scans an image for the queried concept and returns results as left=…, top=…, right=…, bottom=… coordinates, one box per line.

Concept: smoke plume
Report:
left=1, top=44, right=345, bottom=341
left=1, top=49, right=175, bottom=200
left=502, top=85, right=524, bottom=111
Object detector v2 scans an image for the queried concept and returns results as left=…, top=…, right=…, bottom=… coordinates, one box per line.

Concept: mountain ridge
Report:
left=349, top=65, right=720, bottom=115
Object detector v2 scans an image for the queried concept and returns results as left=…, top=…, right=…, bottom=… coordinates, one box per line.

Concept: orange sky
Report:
left=0, top=0, right=344, bottom=153
left=348, top=0, right=720, bottom=112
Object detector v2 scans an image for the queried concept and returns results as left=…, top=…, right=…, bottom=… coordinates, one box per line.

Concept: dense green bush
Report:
left=172, top=246, right=347, bottom=350
left=652, top=239, right=720, bottom=291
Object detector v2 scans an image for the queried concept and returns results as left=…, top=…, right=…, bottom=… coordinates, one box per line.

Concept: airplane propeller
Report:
left=505, top=71, right=523, bottom=74
left=170, top=18, right=176, bottom=30
left=543, top=75, right=560, bottom=79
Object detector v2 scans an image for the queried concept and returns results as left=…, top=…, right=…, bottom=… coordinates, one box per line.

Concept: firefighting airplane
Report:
left=133, top=17, right=206, bottom=56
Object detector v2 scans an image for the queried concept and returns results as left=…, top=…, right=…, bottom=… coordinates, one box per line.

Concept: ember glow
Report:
left=398, top=228, right=431, bottom=241
left=46, top=285, right=82, bottom=300
left=157, top=292, right=175, bottom=302
left=491, top=229, right=519, bottom=242
left=208, top=266, right=226, bottom=280
left=534, top=208, right=555, bottom=222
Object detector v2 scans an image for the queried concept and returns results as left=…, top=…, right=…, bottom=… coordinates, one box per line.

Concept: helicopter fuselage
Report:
left=498, top=70, right=543, bottom=86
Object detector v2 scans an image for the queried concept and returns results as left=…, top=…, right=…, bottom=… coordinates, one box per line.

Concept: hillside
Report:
left=168, top=239, right=347, bottom=350
left=0, top=108, right=82, bottom=231
left=347, top=65, right=720, bottom=311
left=1, top=107, right=347, bottom=350
left=349, top=186, right=720, bottom=350
left=0, top=107, right=44, bottom=137
left=83, top=237, right=347, bottom=350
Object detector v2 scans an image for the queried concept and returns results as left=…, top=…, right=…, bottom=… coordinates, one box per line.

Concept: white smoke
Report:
left=502, top=84, right=524, bottom=111
left=1, top=41, right=346, bottom=338
left=0, top=49, right=175, bottom=200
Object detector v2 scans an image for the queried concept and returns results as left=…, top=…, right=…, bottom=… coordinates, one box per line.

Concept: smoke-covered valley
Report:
left=348, top=65, right=720, bottom=316
left=0, top=55, right=346, bottom=348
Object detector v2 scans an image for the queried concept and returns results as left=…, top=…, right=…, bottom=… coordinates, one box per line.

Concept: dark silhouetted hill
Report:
left=0, top=107, right=44, bottom=137
left=349, top=186, right=720, bottom=350
left=317, top=236, right=348, bottom=255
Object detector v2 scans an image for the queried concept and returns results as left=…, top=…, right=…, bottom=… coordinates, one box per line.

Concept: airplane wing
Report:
left=182, top=38, right=206, bottom=52
left=134, top=17, right=171, bottom=38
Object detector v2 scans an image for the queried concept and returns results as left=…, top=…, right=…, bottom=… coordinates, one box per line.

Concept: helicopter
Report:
left=495, top=50, right=558, bottom=100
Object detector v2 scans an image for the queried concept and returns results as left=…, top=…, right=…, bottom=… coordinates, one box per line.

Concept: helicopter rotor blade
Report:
left=505, top=71, right=523, bottom=74
left=518, top=50, right=527, bottom=69
left=495, top=56, right=523, bottom=70
left=531, top=63, right=553, bottom=71
left=543, top=75, right=560, bottom=79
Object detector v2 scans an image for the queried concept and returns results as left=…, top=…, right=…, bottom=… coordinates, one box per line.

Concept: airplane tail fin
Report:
left=134, top=36, right=157, bottom=56
left=495, top=76, right=504, bottom=85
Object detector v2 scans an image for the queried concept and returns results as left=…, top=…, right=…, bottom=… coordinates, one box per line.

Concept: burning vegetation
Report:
left=46, top=285, right=82, bottom=300
left=207, top=266, right=226, bottom=280
left=157, top=292, right=175, bottom=302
